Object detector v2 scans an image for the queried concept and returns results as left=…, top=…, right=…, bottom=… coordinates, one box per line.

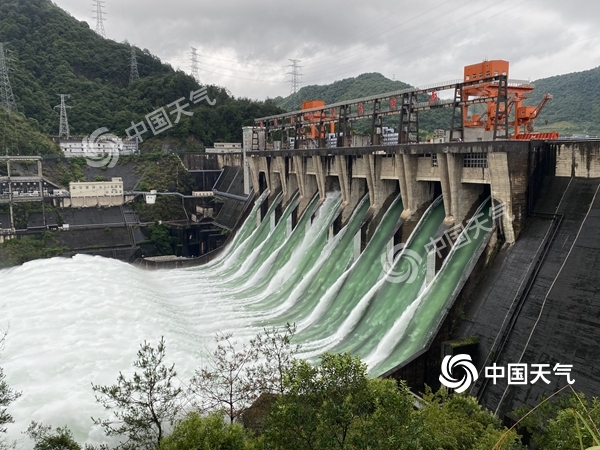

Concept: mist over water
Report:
left=0, top=192, right=493, bottom=446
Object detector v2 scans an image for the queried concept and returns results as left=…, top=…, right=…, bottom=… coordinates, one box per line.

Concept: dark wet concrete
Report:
left=455, top=176, right=600, bottom=418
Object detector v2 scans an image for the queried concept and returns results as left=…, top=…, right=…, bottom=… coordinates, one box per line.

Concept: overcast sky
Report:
left=51, top=0, right=600, bottom=100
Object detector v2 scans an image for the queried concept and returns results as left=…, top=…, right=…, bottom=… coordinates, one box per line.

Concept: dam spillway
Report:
left=1, top=139, right=600, bottom=445
left=1, top=180, right=494, bottom=445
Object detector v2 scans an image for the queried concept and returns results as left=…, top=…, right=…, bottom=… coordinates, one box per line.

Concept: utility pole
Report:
left=190, top=47, right=200, bottom=83
left=287, top=59, right=302, bottom=94
left=54, top=94, right=71, bottom=138
left=129, top=45, right=139, bottom=84
left=0, top=43, right=18, bottom=114
left=92, top=0, right=106, bottom=38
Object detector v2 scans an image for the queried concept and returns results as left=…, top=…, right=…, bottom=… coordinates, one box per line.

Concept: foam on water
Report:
left=0, top=191, right=488, bottom=446
left=1, top=255, right=260, bottom=446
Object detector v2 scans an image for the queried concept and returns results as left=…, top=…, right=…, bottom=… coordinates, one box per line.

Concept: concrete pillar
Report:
left=313, top=156, right=327, bottom=201
left=365, top=154, right=376, bottom=207
left=437, top=153, right=452, bottom=219
left=248, top=156, right=262, bottom=194
left=489, top=152, right=516, bottom=243
left=402, top=154, right=432, bottom=215
left=334, top=155, right=350, bottom=205
left=274, top=156, right=287, bottom=197
left=446, top=153, right=463, bottom=221
left=293, top=156, right=306, bottom=198
left=396, top=154, right=409, bottom=213
left=261, top=157, right=272, bottom=193
left=372, top=155, right=397, bottom=209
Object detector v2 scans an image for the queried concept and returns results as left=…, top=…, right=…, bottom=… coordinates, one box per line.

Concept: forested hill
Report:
left=0, top=0, right=282, bottom=152
left=273, top=73, right=454, bottom=135
left=529, top=66, right=600, bottom=136
left=273, top=73, right=412, bottom=111
left=274, top=68, right=600, bottom=136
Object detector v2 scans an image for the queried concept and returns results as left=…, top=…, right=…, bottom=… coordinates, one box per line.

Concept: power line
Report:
left=54, top=94, right=71, bottom=138
left=129, top=45, right=139, bottom=84
left=190, top=47, right=200, bottom=83
left=198, top=66, right=286, bottom=83
left=193, top=52, right=285, bottom=68
left=287, top=59, right=302, bottom=94
left=92, top=0, right=106, bottom=38
left=0, top=43, right=18, bottom=114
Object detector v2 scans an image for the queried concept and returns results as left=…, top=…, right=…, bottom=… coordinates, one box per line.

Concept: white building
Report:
left=205, top=142, right=242, bottom=154
left=58, top=137, right=138, bottom=158
left=68, top=177, right=124, bottom=208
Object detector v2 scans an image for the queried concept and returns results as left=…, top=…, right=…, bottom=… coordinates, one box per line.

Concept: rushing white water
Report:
left=0, top=193, right=341, bottom=447
left=0, top=255, right=267, bottom=445
left=0, top=189, right=489, bottom=447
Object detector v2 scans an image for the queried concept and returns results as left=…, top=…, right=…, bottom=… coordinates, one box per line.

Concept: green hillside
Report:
left=0, top=0, right=283, bottom=153
left=273, top=73, right=452, bottom=137
left=273, top=73, right=412, bottom=111
left=274, top=68, right=600, bottom=137
left=528, top=67, right=600, bottom=136
left=0, top=109, right=61, bottom=156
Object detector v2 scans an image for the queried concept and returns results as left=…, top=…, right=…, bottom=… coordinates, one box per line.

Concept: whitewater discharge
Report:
left=0, top=191, right=494, bottom=446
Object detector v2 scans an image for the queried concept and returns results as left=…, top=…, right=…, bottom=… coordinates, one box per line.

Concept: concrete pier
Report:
left=246, top=140, right=555, bottom=244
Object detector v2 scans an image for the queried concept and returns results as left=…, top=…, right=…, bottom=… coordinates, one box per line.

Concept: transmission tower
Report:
left=0, top=43, right=18, bottom=114
left=92, top=0, right=106, bottom=38
left=54, top=94, right=71, bottom=138
left=190, top=47, right=200, bottom=83
left=129, top=45, right=139, bottom=84
left=287, top=59, right=302, bottom=94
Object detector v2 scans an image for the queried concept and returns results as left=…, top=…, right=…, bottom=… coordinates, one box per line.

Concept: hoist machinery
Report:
left=461, top=60, right=554, bottom=138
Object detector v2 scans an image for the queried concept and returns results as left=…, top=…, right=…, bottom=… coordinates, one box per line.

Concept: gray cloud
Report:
left=53, top=0, right=600, bottom=99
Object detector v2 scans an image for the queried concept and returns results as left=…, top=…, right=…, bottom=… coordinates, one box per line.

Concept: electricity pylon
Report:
left=0, top=43, right=18, bottom=114
left=54, top=94, right=71, bottom=138
left=92, top=0, right=106, bottom=38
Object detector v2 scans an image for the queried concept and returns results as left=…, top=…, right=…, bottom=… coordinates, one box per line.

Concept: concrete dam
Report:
left=205, top=133, right=600, bottom=418
left=2, top=62, right=600, bottom=442
left=215, top=63, right=600, bottom=417
left=142, top=61, right=599, bottom=418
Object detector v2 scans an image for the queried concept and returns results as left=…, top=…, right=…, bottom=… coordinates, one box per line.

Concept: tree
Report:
left=25, top=421, right=111, bottom=450
left=513, top=391, right=600, bottom=450
left=189, top=332, right=258, bottom=424
left=417, top=387, right=525, bottom=450
left=190, top=325, right=301, bottom=424
left=262, top=353, right=420, bottom=450
left=91, top=337, right=182, bottom=450
left=158, top=412, right=249, bottom=450
left=246, top=323, right=300, bottom=395
left=0, top=328, right=21, bottom=448
left=25, top=422, right=82, bottom=450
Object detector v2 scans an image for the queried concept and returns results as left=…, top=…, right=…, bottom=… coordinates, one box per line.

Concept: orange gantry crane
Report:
left=461, top=60, right=556, bottom=139
left=301, top=100, right=336, bottom=139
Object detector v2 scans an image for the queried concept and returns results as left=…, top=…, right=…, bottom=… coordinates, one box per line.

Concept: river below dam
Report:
left=0, top=191, right=493, bottom=446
